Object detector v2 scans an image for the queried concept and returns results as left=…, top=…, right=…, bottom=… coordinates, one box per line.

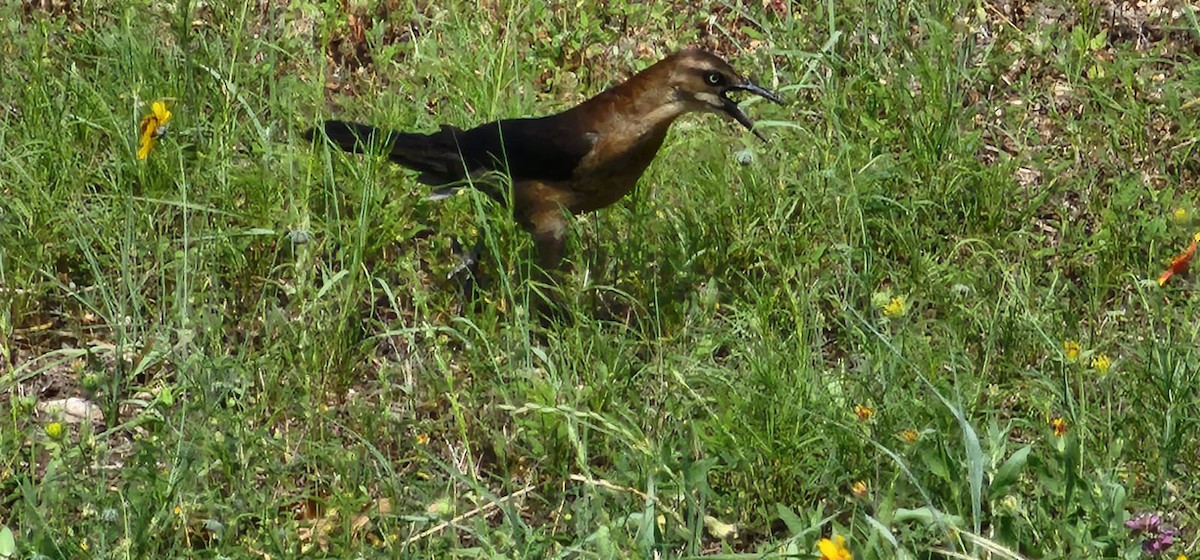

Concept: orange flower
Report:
left=850, top=480, right=868, bottom=498
left=900, top=429, right=920, bottom=443
left=1158, top=232, right=1200, bottom=286
left=853, top=405, right=874, bottom=422
left=137, top=100, right=172, bottom=159
left=1050, top=416, right=1068, bottom=437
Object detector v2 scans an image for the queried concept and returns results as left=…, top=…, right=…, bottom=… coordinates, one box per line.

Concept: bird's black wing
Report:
left=308, top=115, right=596, bottom=201
left=450, top=115, right=596, bottom=183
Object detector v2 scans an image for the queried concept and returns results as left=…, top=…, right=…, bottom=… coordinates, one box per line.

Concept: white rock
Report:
left=39, top=397, right=104, bottom=424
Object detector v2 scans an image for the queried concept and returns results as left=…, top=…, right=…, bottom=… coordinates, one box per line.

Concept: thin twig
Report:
left=402, top=485, right=535, bottom=546
left=569, top=474, right=687, bottom=527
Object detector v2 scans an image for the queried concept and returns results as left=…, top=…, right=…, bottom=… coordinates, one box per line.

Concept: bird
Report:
left=305, top=48, right=783, bottom=274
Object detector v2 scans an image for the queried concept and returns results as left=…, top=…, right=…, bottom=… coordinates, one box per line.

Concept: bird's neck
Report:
left=579, top=65, right=687, bottom=144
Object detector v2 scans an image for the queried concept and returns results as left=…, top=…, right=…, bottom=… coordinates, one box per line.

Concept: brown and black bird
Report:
left=305, top=48, right=782, bottom=273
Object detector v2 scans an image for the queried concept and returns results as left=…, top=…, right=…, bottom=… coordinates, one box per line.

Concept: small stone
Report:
left=39, top=397, right=104, bottom=424
left=288, top=229, right=311, bottom=245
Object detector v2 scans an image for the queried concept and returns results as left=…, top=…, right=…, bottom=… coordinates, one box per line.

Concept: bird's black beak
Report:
left=720, top=80, right=784, bottom=142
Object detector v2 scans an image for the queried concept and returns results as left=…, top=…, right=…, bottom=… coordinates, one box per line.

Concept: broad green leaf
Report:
left=989, top=445, right=1032, bottom=498
left=775, top=503, right=805, bottom=537
left=0, top=526, right=14, bottom=559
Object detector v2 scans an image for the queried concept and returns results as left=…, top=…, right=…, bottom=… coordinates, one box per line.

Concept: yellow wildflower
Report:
left=818, top=534, right=853, bottom=560
left=882, top=295, right=908, bottom=318
left=850, top=480, right=868, bottom=498
left=1090, top=354, right=1111, bottom=374
left=1062, top=340, right=1081, bottom=363
left=45, top=422, right=64, bottom=440
left=1050, top=416, right=1068, bottom=437
left=137, top=100, right=172, bottom=159
left=1172, top=207, right=1189, bottom=223
left=1175, top=554, right=1187, bottom=560
left=900, top=429, right=920, bottom=443
left=853, top=405, right=874, bottom=422
left=415, top=433, right=430, bottom=445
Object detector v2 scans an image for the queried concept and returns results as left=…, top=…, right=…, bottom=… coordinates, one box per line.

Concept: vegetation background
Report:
left=2, top=0, right=1198, bottom=557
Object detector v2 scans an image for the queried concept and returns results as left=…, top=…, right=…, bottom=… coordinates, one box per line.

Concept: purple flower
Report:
left=1141, top=527, right=1176, bottom=555
left=1127, top=512, right=1178, bottom=556
left=1125, top=513, right=1162, bottom=534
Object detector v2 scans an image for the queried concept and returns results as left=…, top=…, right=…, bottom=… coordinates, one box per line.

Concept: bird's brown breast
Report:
left=542, top=92, right=685, bottom=215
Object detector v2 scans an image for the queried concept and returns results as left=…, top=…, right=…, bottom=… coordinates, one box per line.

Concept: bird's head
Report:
left=662, top=49, right=784, bottom=141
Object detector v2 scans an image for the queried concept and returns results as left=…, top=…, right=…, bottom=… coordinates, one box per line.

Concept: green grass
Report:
left=2, top=0, right=1199, bottom=557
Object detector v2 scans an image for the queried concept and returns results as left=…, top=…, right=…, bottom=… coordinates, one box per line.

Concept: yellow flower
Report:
left=818, top=534, right=853, bottom=560
left=850, top=480, right=868, bottom=498
left=882, top=296, right=908, bottom=318
left=45, top=422, right=64, bottom=440
left=1062, top=340, right=1081, bottom=363
left=1172, top=207, right=1189, bottom=223
left=80, top=539, right=89, bottom=552
left=1050, top=416, right=1068, bottom=437
left=853, top=405, right=874, bottom=422
left=1090, top=354, right=1111, bottom=374
left=137, top=100, right=172, bottom=160
left=415, top=433, right=429, bottom=445
left=1175, top=554, right=1187, bottom=560
left=900, top=429, right=920, bottom=443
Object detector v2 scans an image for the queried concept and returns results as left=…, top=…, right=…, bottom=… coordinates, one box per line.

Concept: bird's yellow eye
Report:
left=705, top=72, right=725, bottom=86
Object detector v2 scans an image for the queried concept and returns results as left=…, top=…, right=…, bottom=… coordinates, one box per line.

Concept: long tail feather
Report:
left=304, top=120, right=391, bottom=154
left=305, top=119, right=469, bottom=186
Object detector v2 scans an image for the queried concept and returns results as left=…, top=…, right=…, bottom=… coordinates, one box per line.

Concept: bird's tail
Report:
left=303, top=120, right=389, bottom=155
left=304, top=119, right=468, bottom=186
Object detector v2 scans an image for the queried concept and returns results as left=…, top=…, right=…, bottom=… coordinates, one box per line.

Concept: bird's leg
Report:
left=532, top=223, right=566, bottom=273
left=448, top=236, right=485, bottom=302
left=528, top=212, right=572, bottom=322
